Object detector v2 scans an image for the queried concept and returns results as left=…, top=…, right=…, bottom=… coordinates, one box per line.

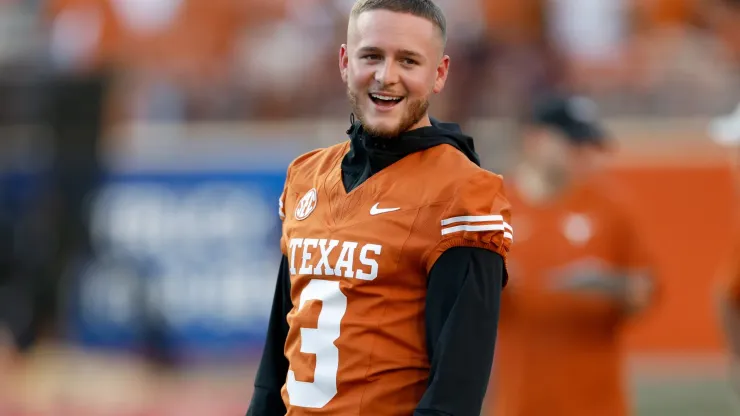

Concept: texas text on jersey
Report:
left=276, top=141, right=512, bottom=415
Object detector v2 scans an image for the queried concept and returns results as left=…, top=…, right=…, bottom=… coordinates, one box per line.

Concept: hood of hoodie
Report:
left=342, top=116, right=480, bottom=193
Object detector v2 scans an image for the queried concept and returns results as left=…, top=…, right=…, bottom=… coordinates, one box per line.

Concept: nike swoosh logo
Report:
left=370, top=203, right=400, bottom=216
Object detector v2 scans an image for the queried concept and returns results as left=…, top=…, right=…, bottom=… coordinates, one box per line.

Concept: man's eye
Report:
left=401, top=58, right=417, bottom=65
left=363, top=55, right=381, bottom=61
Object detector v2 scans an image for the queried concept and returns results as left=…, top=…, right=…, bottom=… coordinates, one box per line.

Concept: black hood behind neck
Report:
left=342, top=116, right=480, bottom=193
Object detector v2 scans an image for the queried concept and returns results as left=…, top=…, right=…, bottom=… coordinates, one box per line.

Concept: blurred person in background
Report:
left=0, top=193, right=18, bottom=366
left=45, top=0, right=272, bottom=122
left=545, top=0, right=633, bottom=94
left=247, top=0, right=513, bottom=414
left=23, top=0, right=120, bottom=359
left=710, top=0, right=740, bottom=391
left=711, top=103, right=740, bottom=395
left=240, top=0, right=347, bottom=119
left=486, top=94, right=655, bottom=416
left=707, top=0, right=740, bottom=66
left=632, top=0, right=740, bottom=116
left=473, top=0, right=559, bottom=118
left=43, top=0, right=266, bottom=365
left=430, top=0, right=497, bottom=122
left=0, top=0, right=68, bottom=360
left=0, top=200, right=33, bottom=357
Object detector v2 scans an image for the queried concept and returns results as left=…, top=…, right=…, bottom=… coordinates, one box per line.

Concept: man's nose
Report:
left=374, top=61, right=399, bottom=85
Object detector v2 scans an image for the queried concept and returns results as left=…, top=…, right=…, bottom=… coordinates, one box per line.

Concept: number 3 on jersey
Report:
left=287, top=279, right=347, bottom=408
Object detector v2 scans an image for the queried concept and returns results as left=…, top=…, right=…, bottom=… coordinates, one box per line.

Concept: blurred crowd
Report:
left=0, top=0, right=740, bottom=126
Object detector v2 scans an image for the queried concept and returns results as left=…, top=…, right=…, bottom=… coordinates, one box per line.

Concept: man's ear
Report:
left=339, top=44, right=349, bottom=83
left=433, top=55, right=450, bottom=94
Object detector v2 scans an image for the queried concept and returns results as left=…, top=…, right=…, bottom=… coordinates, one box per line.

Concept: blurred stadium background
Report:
left=0, top=0, right=738, bottom=414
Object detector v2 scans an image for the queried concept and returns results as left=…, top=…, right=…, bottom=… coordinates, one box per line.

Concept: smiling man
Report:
left=245, top=1, right=512, bottom=415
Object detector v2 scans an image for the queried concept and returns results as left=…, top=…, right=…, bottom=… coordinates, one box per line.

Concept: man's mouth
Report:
left=369, top=93, right=404, bottom=110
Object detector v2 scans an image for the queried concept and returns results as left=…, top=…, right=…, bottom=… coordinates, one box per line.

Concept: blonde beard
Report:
left=346, top=87, right=429, bottom=138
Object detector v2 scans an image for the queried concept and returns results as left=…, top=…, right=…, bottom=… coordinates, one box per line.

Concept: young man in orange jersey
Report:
left=246, top=1, right=513, bottom=415
left=487, top=95, right=655, bottom=416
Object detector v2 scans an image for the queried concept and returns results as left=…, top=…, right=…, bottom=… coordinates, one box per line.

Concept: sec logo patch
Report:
left=295, top=188, right=318, bottom=220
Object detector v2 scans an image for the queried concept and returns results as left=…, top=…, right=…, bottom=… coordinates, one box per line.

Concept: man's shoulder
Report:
left=415, top=147, right=512, bottom=273
left=422, top=145, right=506, bottom=201
left=286, top=141, right=349, bottom=180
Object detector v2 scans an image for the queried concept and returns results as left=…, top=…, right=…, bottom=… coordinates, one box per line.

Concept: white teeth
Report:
left=371, top=94, right=402, bottom=102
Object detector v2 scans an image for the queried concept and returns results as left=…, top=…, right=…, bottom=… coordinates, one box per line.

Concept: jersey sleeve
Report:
left=278, top=162, right=293, bottom=256
left=614, top=203, right=653, bottom=273
left=278, top=183, right=287, bottom=222
left=603, top=189, right=658, bottom=310
left=424, top=172, right=513, bottom=274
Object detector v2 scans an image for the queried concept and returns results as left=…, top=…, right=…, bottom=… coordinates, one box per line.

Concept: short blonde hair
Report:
left=350, top=0, right=447, bottom=45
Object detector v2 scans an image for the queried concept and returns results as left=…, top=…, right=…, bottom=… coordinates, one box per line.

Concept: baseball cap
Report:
left=527, top=94, right=609, bottom=147
left=708, top=102, right=740, bottom=146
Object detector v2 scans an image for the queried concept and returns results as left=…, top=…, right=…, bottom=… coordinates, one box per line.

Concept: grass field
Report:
left=2, top=347, right=738, bottom=415
left=635, top=377, right=736, bottom=415
left=631, top=355, right=738, bottom=416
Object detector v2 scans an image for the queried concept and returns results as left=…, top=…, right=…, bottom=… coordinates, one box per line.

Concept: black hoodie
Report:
left=342, top=117, right=480, bottom=192
left=247, top=119, right=505, bottom=416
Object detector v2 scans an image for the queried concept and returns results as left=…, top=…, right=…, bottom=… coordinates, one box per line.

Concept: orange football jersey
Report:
left=276, top=141, right=512, bottom=415
left=489, top=180, right=651, bottom=416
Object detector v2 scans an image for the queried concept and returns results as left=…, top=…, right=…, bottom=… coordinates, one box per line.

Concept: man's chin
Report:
left=354, top=100, right=428, bottom=138
left=362, top=119, right=402, bottom=138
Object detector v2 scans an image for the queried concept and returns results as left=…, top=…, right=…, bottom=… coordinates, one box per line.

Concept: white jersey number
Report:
left=286, top=279, right=347, bottom=408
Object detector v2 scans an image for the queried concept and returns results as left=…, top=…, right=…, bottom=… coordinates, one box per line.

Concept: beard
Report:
left=347, top=87, right=429, bottom=138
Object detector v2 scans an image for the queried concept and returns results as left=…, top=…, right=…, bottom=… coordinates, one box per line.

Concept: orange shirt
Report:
left=723, top=219, right=740, bottom=304
left=489, top=179, right=650, bottom=416
left=277, top=142, right=512, bottom=415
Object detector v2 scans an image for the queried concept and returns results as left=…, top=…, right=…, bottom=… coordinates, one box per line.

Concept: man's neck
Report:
left=407, top=115, right=432, bottom=132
